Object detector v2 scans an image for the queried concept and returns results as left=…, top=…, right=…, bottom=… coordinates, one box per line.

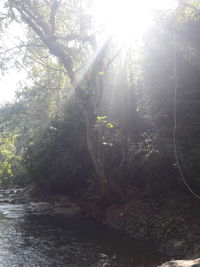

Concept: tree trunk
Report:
left=84, top=105, right=109, bottom=195
left=11, top=1, right=113, bottom=197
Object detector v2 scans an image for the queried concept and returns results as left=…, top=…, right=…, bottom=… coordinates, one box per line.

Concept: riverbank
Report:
left=0, top=194, right=169, bottom=266
left=78, top=190, right=200, bottom=260
left=3, top=187, right=200, bottom=264
left=0, top=187, right=169, bottom=266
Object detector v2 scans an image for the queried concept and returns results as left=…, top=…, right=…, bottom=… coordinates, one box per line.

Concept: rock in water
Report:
left=159, top=258, right=200, bottom=266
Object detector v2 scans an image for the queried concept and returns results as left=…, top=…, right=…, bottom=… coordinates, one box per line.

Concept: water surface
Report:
left=0, top=202, right=167, bottom=266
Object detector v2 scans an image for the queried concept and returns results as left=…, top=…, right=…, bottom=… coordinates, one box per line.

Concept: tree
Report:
left=0, top=132, right=20, bottom=186
left=2, top=0, right=200, bottom=198
left=3, top=0, right=113, bottom=195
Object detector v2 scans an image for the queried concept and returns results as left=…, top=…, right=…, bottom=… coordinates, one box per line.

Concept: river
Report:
left=0, top=198, right=167, bottom=266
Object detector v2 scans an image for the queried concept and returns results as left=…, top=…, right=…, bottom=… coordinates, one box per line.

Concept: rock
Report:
left=53, top=204, right=80, bottom=216
left=26, top=199, right=81, bottom=217
left=10, top=197, right=30, bottom=204
left=0, top=198, right=12, bottom=203
left=159, top=258, right=200, bottom=266
left=0, top=188, right=81, bottom=217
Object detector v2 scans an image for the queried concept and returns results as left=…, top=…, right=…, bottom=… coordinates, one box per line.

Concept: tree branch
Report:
left=0, top=43, right=45, bottom=55
left=13, top=3, right=75, bottom=85
left=55, top=34, right=96, bottom=49
left=49, top=0, right=62, bottom=35
left=27, top=53, right=68, bottom=74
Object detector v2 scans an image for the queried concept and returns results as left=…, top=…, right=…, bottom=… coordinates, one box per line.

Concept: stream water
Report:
left=0, top=193, right=167, bottom=266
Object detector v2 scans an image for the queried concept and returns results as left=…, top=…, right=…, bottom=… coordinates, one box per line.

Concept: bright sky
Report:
left=93, top=0, right=178, bottom=43
left=0, top=20, right=27, bottom=104
left=0, top=71, right=25, bottom=104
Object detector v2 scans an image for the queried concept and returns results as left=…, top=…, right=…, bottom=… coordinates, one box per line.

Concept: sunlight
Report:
left=93, top=0, right=177, bottom=43
left=0, top=71, right=26, bottom=104
left=0, top=22, right=27, bottom=104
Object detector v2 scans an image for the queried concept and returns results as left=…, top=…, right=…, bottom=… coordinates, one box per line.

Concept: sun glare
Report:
left=93, top=0, right=177, bottom=43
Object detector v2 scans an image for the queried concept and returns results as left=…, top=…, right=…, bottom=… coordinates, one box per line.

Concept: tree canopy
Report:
left=0, top=0, right=200, bottom=199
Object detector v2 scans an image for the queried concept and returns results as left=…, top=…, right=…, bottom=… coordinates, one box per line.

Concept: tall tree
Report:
left=5, top=0, right=112, bottom=195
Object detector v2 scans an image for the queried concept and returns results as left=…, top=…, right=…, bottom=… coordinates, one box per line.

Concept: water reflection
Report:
left=0, top=203, right=167, bottom=266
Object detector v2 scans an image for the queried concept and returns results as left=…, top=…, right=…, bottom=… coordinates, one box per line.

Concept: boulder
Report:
left=159, top=258, right=200, bottom=266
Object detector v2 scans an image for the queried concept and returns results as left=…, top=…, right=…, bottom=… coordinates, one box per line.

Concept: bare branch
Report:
left=14, top=1, right=51, bottom=36
left=13, top=4, right=75, bottom=84
left=0, top=43, right=45, bottom=55
left=27, top=53, right=68, bottom=74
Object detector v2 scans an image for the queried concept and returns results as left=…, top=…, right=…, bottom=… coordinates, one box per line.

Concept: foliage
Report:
left=0, top=132, right=20, bottom=186
left=23, top=98, right=92, bottom=194
left=0, top=0, right=200, bottom=199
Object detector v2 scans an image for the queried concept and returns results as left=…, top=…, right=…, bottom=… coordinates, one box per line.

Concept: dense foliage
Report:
left=0, top=0, right=200, bottom=199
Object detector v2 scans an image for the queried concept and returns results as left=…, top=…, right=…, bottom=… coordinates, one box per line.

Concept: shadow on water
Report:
left=0, top=203, right=168, bottom=267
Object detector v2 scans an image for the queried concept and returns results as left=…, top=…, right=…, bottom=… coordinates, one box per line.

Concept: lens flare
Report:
left=93, top=0, right=177, bottom=43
